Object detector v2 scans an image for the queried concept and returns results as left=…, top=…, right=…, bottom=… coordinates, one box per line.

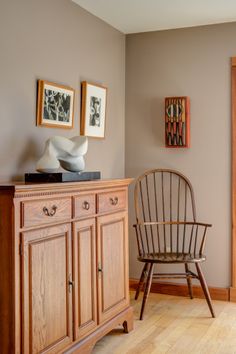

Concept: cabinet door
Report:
left=73, top=218, right=97, bottom=339
left=21, top=223, right=73, bottom=354
left=97, top=211, right=129, bottom=324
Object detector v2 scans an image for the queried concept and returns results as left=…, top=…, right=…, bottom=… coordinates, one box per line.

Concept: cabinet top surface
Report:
left=0, top=178, right=134, bottom=193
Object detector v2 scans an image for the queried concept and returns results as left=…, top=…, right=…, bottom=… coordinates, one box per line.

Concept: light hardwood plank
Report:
left=93, top=291, right=236, bottom=354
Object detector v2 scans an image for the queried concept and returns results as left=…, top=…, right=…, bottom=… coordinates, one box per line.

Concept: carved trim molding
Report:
left=12, top=179, right=133, bottom=199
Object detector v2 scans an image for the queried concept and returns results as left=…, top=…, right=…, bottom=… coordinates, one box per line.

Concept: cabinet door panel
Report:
left=21, top=224, right=72, bottom=354
left=97, top=211, right=129, bottom=324
left=73, top=219, right=97, bottom=339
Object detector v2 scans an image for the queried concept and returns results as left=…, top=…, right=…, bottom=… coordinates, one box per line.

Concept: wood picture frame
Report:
left=37, top=80, right=75, bottom=129
left=80, top=81, right=107, bottom=138
left=165, top=96, right=190, bottom=148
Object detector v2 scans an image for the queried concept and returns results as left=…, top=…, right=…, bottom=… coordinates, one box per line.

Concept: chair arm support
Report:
left=133, top=221, right=212, bottom=228
left=133, top=221, right=211, bottom=256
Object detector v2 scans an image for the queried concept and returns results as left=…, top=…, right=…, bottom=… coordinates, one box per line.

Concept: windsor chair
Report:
left=133, top=169, right=215, bottom=320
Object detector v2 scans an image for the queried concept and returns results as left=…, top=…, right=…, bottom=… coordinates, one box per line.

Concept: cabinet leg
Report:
left=122, top=307, right=134, bottom=333
left=123, top=318, right=134, bottom=333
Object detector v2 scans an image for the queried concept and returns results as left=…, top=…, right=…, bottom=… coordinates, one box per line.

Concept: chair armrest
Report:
left=133, top=221, right=212, bottom=228
left=133, top=221, right=211, bottom=256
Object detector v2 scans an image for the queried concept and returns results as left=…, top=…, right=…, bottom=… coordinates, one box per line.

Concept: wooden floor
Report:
left=93, top=291, right=236, bottom=354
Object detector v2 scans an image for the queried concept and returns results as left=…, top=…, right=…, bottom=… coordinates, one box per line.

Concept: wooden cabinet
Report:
left=0, top=179, right=133, bottom=354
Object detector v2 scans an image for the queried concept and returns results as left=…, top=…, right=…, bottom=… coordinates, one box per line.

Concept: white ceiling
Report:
left=72, top=0, right=236, bottom=34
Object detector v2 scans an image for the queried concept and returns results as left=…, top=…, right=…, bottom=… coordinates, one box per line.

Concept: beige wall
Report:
left=0, top=0, right=234, bottom=288
left=0, top=0, right=125, bottom=180
left=125, top=23, right=236, bottom=288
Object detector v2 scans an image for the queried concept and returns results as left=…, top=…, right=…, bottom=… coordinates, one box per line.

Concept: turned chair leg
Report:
left=139, top=263, right=154, bottom=320
left=135, top=263, right=149, bottom=300
left=185, top=263, right=193, bottom=299
left=196, top=263, right=215, bottom=318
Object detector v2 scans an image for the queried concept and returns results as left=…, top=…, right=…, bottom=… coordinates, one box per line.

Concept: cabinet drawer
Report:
left=97, top=190, right=126, bottom=214
left=21, top=197, right=72, bottom=228
left=74, top=194, right=96, bottom=218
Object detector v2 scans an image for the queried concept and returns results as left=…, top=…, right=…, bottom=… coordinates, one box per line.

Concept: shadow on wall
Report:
left=150, top=96, right=164, bottom=147
left=12, top=139, right=40, bottom=181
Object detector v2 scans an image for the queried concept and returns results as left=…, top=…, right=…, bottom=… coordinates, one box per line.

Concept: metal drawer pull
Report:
left=98, top=266, right=103, bottom=273
left=109, top=197, right=118, bottom=206
left=43, top=205, right=57, bottom=217
left=68, top=274, right=74, bottom=293
left=82, top=201, right=90, bottom=210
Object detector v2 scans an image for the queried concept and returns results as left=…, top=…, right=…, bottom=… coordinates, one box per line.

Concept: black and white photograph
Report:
left=37, top=80, right=75, bottom=129
left=81, top=82, right=107, bottom=138
left=89, top=96, right=101, bottom=127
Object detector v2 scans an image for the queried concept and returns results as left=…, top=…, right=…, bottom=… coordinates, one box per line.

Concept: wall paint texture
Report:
left=0, top=0, right=125, bottom=180
left=125, top=23, right=236, bottom=288
left=0, top=0, right=234, bottom=288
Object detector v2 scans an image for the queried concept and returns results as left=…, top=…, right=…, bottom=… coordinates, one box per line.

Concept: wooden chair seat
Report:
left=138, top=252, right=206, bottom=263
left=133, top=169, right=215, bottom=320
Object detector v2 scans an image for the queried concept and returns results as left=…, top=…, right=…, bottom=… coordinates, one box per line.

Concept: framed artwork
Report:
left=165, top=96, right=190, bottom=148
left=37, top=80, right=75, bottom=129
left=80, top=81, right=107, bottom=138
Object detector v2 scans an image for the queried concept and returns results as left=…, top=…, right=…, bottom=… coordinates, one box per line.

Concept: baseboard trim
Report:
left=229, top=287, right=236, bottom=302
left=129, top=279, right=229, bottom=302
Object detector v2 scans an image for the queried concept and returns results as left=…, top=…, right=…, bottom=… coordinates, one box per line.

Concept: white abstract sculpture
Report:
left=36, top=136, right=88, bottom=173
